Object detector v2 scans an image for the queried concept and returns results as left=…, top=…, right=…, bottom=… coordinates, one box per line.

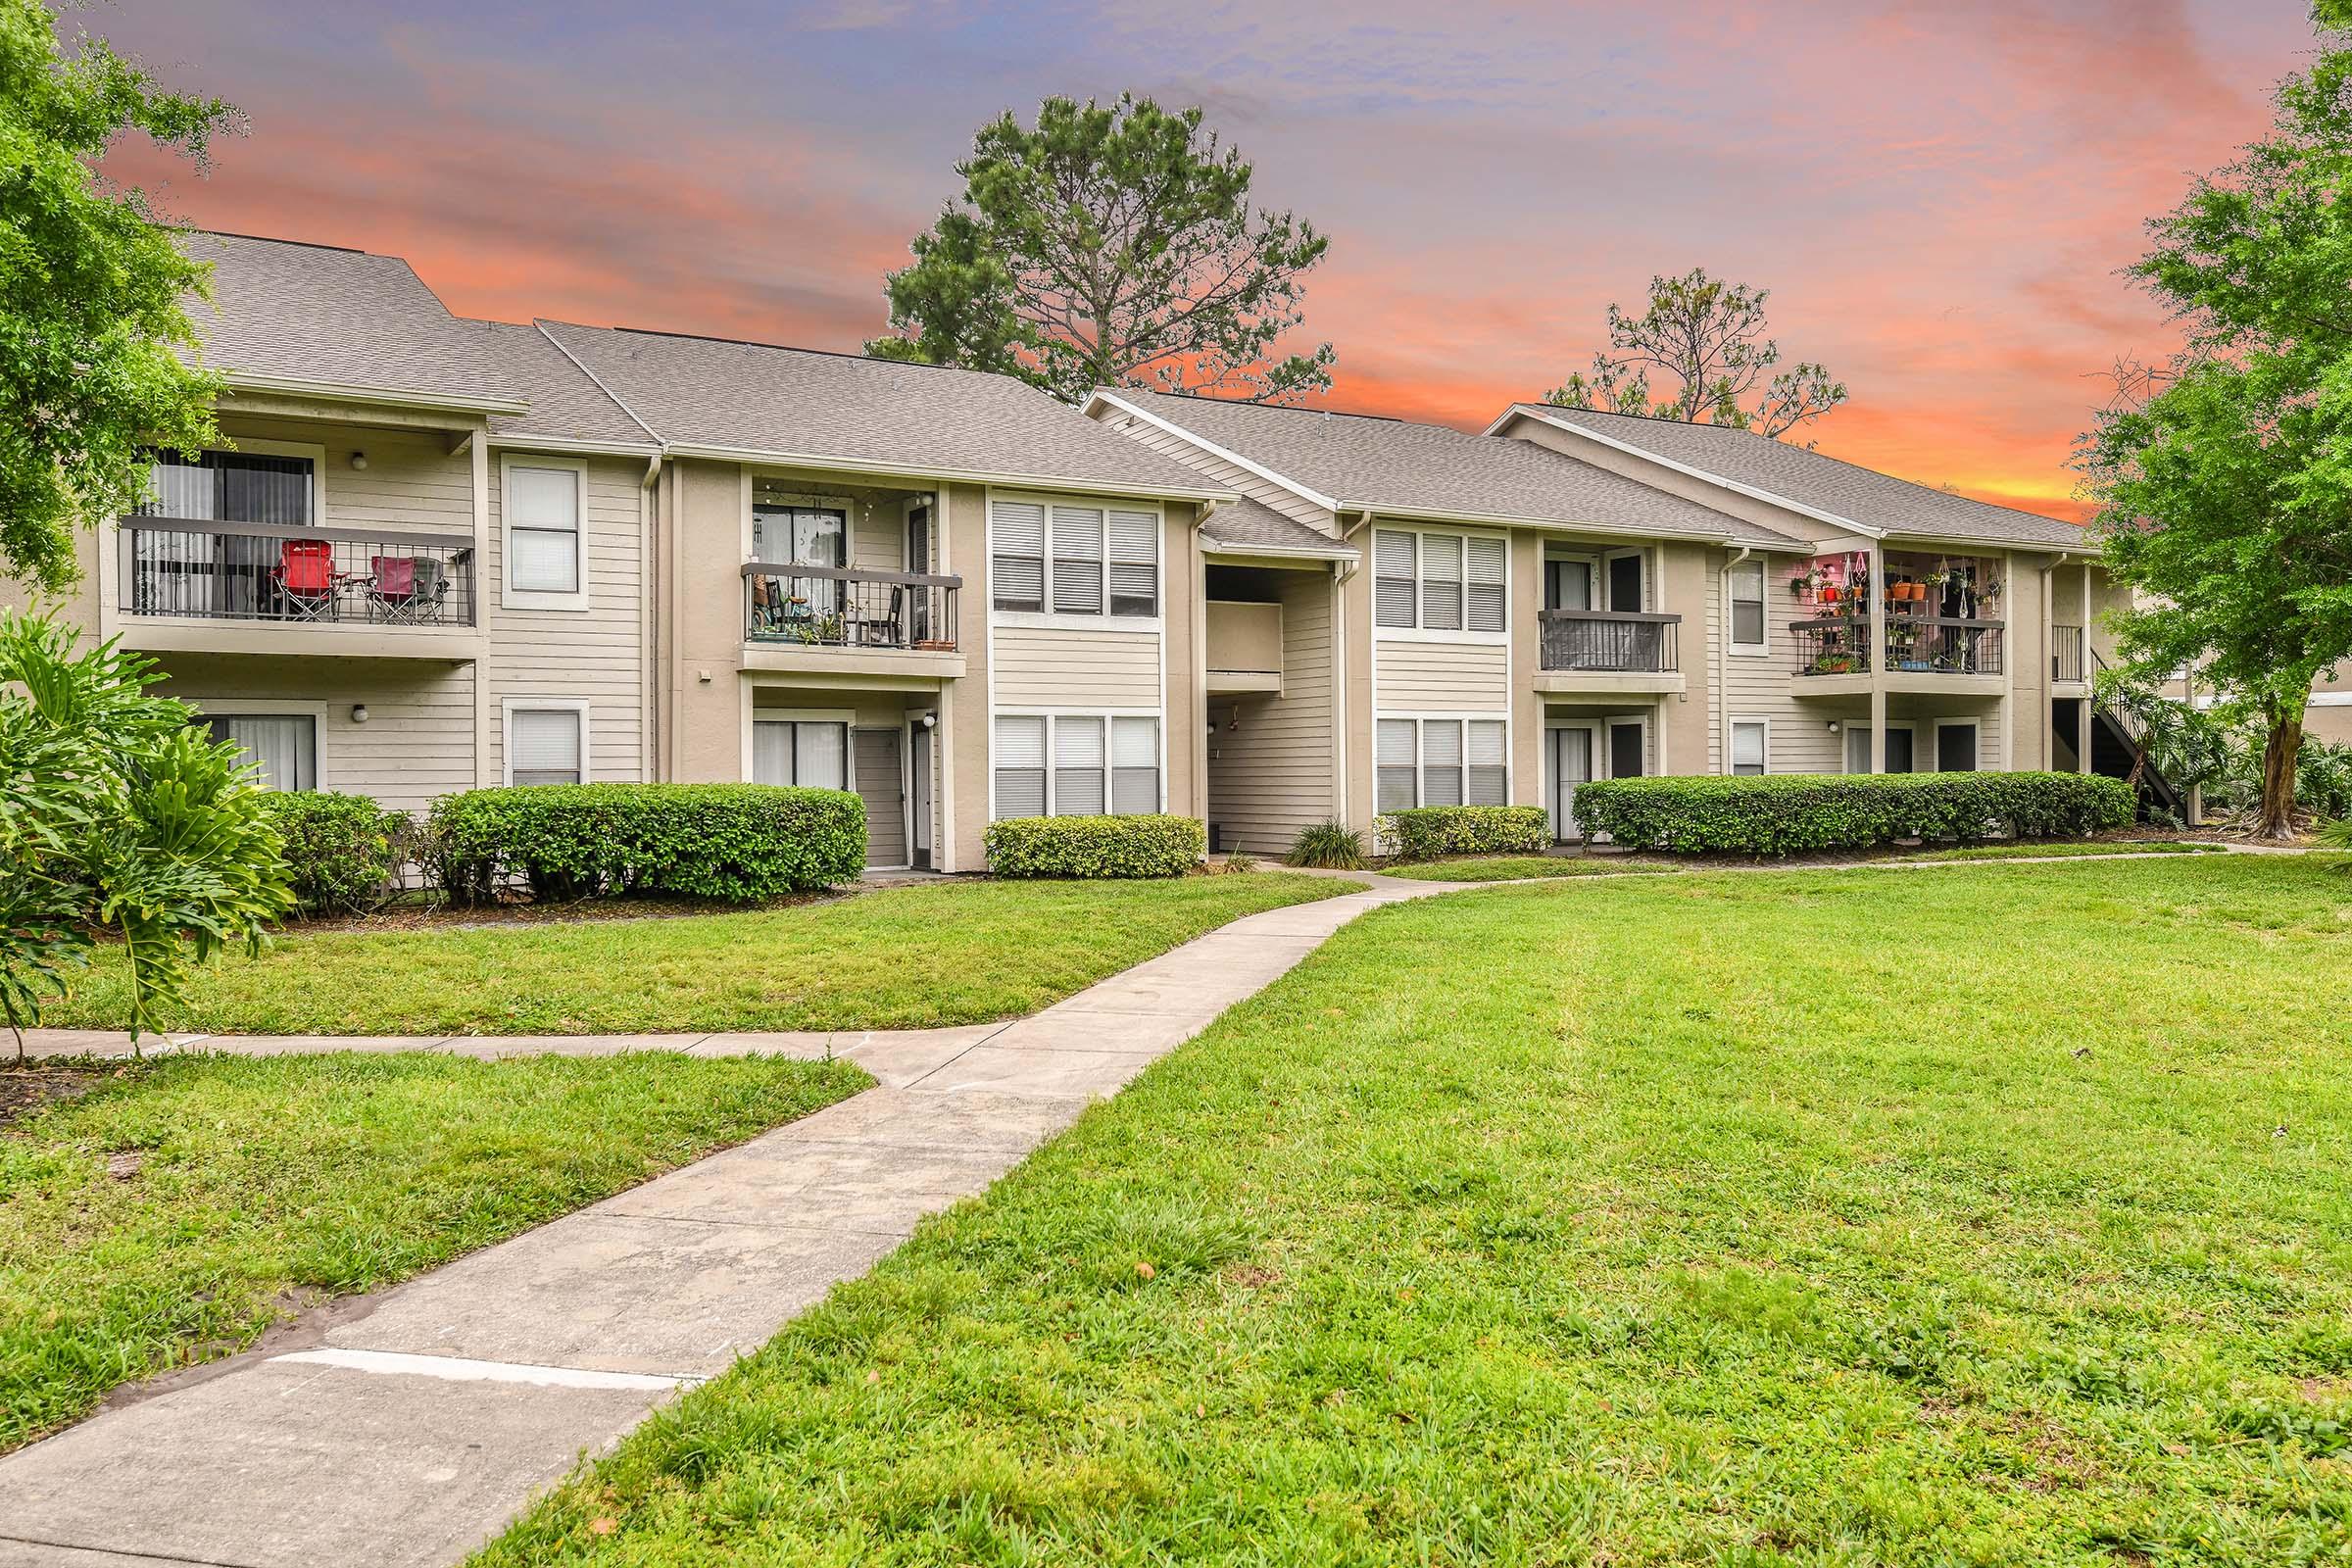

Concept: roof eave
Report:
left=1351, top=497, right=1766, bottom=550
left=660, top=440, right=1235, bottom=504
left=484, top=431, right=662, bottom=458
left=1084, top=390, right=1345, bottom=514
left=221, top=370, right=528, bottom=417
left=1200, top=537, right=1360, bottom=563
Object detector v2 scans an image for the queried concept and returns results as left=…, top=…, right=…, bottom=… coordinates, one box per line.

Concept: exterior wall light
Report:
left=350, top=704, right=369, bottom=724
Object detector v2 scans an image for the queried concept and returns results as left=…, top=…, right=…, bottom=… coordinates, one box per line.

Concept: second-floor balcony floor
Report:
left=1535, top=608, right=1684, bottom=694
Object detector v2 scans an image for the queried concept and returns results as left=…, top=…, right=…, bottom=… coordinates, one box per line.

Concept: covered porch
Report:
left=744, top=677, right=947, bottom=871
left=1541, top=698, right=1667, bottom=842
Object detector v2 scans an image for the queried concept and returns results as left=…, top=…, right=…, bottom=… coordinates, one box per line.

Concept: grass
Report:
left=0, top=1051, right=868, bottom=1452
left=478, top=857, right=2352, bottom=1566
left=1895, top=839, right=2226, bottom=862
left=43, top=873, right=1353, bottom=1037
left=1394, top=854, right=1678, bottom=882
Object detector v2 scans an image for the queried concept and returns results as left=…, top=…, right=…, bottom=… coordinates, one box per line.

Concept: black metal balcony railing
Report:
left=743, top=562, right=962, bottom=652
left=1538, top=610, right=1681, bottom=673
left=121, top=517, right=476, bottom=626
left=2052, top=623, right=2085, bottom=683
left=1791, top=614, right=2006, bottom=678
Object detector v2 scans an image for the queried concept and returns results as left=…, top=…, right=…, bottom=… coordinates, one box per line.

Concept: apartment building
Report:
left=12, top=229, right=2161, bottom=867
left=1089, top=391, right=2120, bottom=852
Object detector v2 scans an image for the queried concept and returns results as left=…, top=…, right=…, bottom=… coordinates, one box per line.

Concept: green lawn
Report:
left=1895, top=839, right=2227, bottom=862
left=44, top=873, right=1353, bottom=1037
left=479, top=857, right=2352, bottom=1566
left=1, top=1051, right=867, bottom=1451
left=1395, top=854, right=1678, bottom=882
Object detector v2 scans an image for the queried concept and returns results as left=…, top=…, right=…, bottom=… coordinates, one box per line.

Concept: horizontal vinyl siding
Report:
left=1208, top=573, right=1333, bottom=855
left=159, top=653, right=473, bottom=815
left=1374, top=638, right=1508, bottom=712
left=485, top=455, right=647, bottom=783
left=1111, top=421, right=1338, bottom=535
left=1708, top=552, right=1841, bottom=774
left=994, top=625, right=1160, bottom=710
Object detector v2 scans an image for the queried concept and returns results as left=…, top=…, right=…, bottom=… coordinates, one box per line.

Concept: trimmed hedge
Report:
left=1385, top=805, right=1550, bottom=862
left=984, top=814, right=1206, bottom=879
left=257, top=791, right=414, bottom=914
left=1572, top=771, right=2135, bottom=857
left=431, top=782, right=865, bottom=904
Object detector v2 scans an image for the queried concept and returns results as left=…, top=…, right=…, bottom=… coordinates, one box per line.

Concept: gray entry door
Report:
left=908, top=724, right=934, bottom=869
left=854, top=728, right=906, bottom=868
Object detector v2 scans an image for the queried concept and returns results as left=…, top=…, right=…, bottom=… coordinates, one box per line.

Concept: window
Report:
left=202, top=712, right=317, bottom=792
left=506, top=460, right=584, bottom=599
left=1373, top=526, right=1505, bottom=633
left=992, top=713, right=1159, bottom=818
left=1729, top=719, right=1768, bottom=777
left=991, top=497, right=1159, bottom=618
left=993, top=715, right=1048, bottom=817
left=1729, top=558, right=1767, bottom=652
left=142, top=450, right=316, bottom=524
left=1377, top=716, right=1507, bottom=808
left=508, top=706, right=584, bottom=786
left=753, top=719, right=849, bottom=789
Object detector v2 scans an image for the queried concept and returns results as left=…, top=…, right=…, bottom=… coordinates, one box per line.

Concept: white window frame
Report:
left=1727, top=556, right=1769, bottom=657
left=502, top=697, right=591, bottom=786
left=751, top=707, right=856, bottom=790
left=990, top=709, right=1164, bottom=819
left=1727, top=716, right=1771, bottom=777
left=1844, top=721, right=1918, bottom=774
left=143, top=438, right=327, bottom=521
left=501, top=454, right=591, bottom=612
left=184, top=698, right=329, bottom=792
left=748, top=487, right=857, bottom=564
left=1543, top=551, right=1599, bottom=612
left=1932, top=716, right=1983, bottom=774
left=987, top=491, right=1163, bottom=629
left=1374, top=711, right=1512, bottom=809
left=1371, top=523, right=1509, bottom=644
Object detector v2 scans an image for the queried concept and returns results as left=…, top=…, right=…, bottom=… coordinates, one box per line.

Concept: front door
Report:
left=1936, top=722, right=1980, bottom=773
left=908, top=722, right=934, bottom=869
left=1608, top=718, right=1645, bottom=781
left=905, top=501, right=933, bottom=644
left=1547, top=725, right=1597, bottom=841
left=853, top=728, right=906, bottom=868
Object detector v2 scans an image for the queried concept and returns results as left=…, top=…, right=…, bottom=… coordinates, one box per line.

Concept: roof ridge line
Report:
left=533, top=320, right=666, bottom=446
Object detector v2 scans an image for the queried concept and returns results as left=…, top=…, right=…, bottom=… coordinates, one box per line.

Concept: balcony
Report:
left=741, top=562, right=965, bottom=681
left=116, top=517, right=482, bottom=660
left=1535, top=609, right=1684, bottom=694
left=1791, top=613, right=2005, bottom=692
left=1206, top=600, right=1283, bottom=694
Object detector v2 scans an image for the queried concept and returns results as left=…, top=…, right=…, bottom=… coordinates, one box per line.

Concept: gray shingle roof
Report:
left=1201, top=496, right=1358, bottom=559
left=468, top=321, right=659, bottom=448
left=178, top=232, right=517, bottom=408
left=537, top=323, right=1228, bottom=498
left=1105, top=390, right=1794, bottom=546
left=1511, top=405, right=2087, bottom=549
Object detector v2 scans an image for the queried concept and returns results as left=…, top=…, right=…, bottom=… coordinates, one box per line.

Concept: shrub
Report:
left=984, top=814, right=1204, bottom=879
left=1288, top=818, right=1367, bottom=870
left=257, top=791, right=413, bottom=914
left=1385, top=805, right=1550, bottom=862
left=1572, top=772, right=2135, bottom=857
left=431, top=783, right=865, bottom=904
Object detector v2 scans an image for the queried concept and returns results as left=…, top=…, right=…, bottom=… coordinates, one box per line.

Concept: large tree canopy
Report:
left=2084, top=10, right=2352, bottom=838
left=0, top=0, right=238, bottom=591
left=867, top=93, right=1334, bottom=405
left=1544, top=269, right=1847, bottom=441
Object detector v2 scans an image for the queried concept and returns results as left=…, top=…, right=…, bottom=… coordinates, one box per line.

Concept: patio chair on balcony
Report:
left=273, top=538, right=340, bottom=621
left=852, top=586, right=906, bottom=649
left=365, top=556, right=450, bottom=624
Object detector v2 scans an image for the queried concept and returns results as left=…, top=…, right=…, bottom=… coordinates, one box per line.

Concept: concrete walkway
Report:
left=0, top=880, right=1441, bottom=1568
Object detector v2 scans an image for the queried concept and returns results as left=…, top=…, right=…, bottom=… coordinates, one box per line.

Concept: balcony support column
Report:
left=1868, top=543, right=1887, bottom=773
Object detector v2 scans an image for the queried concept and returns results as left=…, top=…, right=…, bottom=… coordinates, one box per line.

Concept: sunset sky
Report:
left=93, top=1, right=2318, bottom=521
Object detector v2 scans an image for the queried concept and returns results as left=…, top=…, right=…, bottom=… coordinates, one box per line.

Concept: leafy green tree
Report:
left=1544, top=269, right=1847, bottom=441
left=0, top=610, right=292, bottom=1058
left=0, top=0, right=239, bottom=591
left=2083, top=12, right=2352, bottom=840
left=868, top=93, right=1334, bottom=405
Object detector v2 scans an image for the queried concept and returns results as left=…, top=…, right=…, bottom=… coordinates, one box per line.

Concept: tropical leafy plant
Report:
left=0, top=610, right=292, bottom=1056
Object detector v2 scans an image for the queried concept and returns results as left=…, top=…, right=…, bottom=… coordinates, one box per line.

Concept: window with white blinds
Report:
left=507, top=463, right=584, bottom=596
left=752, top=719, right=849, bottom=789
left=203, top=713, right=317, bottom=792
left=1730, top=719, right=1768, bottom=776
left=993, top=715, right=1048, bottom=817
left=991, top=497, right=1159, bottom=618
left=1729, top=558, right=1767, bottom=652
left=509, top=707, right=584, bottom=786
left=991, top=500, right=1047, bottom=612
left=1373, top=526, right=1505, bottom=633
left=992, top=712, right=1160, bottom=819
left=1376, top=716, right=1508, bottom=809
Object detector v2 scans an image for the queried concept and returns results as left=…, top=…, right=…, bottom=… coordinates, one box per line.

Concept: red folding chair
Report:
left=275, top=539, right=339, bottom=620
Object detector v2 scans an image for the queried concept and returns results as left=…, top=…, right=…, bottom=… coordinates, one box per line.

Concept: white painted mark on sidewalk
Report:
left=271, top=1348, right=697, bottom=1392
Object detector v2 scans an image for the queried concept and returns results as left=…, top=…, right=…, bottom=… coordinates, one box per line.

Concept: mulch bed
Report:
left=0, top=1065, right=122, bottom=1131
